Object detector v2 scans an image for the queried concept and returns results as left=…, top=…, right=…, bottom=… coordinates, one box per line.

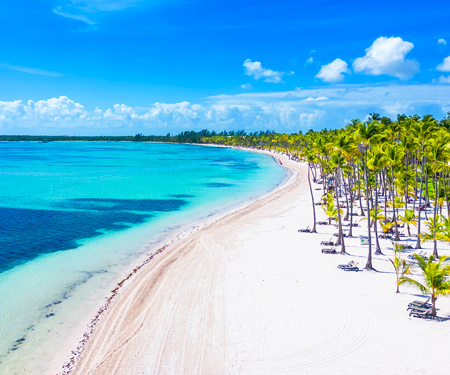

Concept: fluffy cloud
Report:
left=438, top=39, right=447, bottom=45
left=438, top=76, right=450, bottom=84
left=243, top=59, right=289, bottom=83
left=316, top=58, right=350, bottom=83
left=1, top=85, right=450, bottom=134
left=437, top=56, right=450, bottom=72
left=353, top=36, right=419, bottom=80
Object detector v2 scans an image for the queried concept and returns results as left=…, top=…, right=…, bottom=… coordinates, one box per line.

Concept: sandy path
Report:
left=69, top=153, right=450, bottom=375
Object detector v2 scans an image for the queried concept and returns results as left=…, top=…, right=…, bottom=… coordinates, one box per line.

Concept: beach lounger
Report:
left=338, top=262, right=357, bottom=269
left=342, top=266, right=359, bottom=271
left=298, top=227, right=311, bottom=233
left=409, top=307, right=432, bottom=318
left=321, top=240, right=334, bottom=246
left=317, top=221, right=328, bottom=225
left=407, top=299, right=431, bottom=310
left=321, top=248, right=337, bottom=254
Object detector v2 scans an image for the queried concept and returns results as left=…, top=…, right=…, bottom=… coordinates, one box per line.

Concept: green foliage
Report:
left=400, top=255, right=450, bottom=316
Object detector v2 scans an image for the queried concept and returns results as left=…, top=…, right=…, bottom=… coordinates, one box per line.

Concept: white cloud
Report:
left=438, top=76, right=450, bottom=83
left=304, top=96, right=328, bottom=101
left=437, top=56, right=450, bottom=72
left=53, top=7, right=96, bottom=25
left=1, top=85, right=450, bottom=134
left=438, top=39, right=447, bottom=45
left=66, top=0, right=141, bottom=12
left=0, top=63, right=61, bottom=77
left=353, top=36, right=419, bottom=80
left=306, top=57, right=314, bottom=64
left=240, top=83, right=252, bottom=89
left=53, top=1, right=140, bottom=25
left=243, top=59, right=288, bottom=83
left=316, top=58, right=350, bottom=83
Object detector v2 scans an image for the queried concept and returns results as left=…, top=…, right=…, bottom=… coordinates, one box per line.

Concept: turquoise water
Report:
left=0, top=142, right=285, bottom=373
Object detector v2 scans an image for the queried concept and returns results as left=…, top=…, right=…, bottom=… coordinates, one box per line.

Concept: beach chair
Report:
left=317, top=221, right=328, bottom=225
left=407, top=298, right=431, bottom=310
left=409, top=307, right=432, bottom=318
left=298, top=226, right=311, bottom=233
left=342, top=266, right=359, bottom=271
left=321, top=248, right=337, bottom=254
left=321, top=239, right=334, bottom=246
left=338, top=262, right=355, bottom=269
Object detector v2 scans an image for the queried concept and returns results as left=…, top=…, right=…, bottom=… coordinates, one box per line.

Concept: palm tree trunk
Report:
left=382, top=169, right=388, bottom=220
left=334, top=164, right=346, bottom=254
left=391, top=167, right=400, bottom=241
left=344, top=176, right=350, bottom=221
left=433, top=171, right=439, bottom=258
left=405, top=150, right=409, bottom=211
left=444, top=172, right=449, bottom=218
left=308, top=162, right=317, bottom=233
left=364, top=150, right=373, bottom=270
left=374, top=172, right=382, bottom=254
left=416, top=155, right=426, bottom=250
left=357, top=161, right=364, bottom=215
left=413, top=151, right=418, bottom=211
left=431, top=294, right=436, bottom=317
left=424, top=162, right=429, bottom=220
left=348, top=171, right=354, bottom=238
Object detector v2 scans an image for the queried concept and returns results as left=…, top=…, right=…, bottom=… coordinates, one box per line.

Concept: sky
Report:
left=1, top=0, right=450, bottom=135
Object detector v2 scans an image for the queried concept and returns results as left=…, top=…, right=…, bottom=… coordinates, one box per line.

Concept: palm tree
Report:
left=322, top=193, right=339, bottom=224
left=385, top=143, right=405, bottom=241
left=410, top=117, right=437, bottom=249
left=356, top=121, right=381, bottom=270
left=330, top=133, right=354, bottom=254
left=367, top=148, right=388, bottom=254
left=389, top=245, right=412, bottom=293
left=426, top=134, right=450, bottom=257
left=400, top=255, right=450, bottom=317
left=305, top=146, right=318, bottom=233
left=398, top=209, right=417, bottom=237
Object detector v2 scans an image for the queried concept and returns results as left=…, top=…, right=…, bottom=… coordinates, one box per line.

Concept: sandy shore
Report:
left=61, top=151, right=449, bottom=375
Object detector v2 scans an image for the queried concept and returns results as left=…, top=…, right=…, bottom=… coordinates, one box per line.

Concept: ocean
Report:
left=0, top=141, right=286, bottom=374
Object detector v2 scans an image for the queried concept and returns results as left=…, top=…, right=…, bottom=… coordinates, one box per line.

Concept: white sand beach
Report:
left=59, top=151, right=450, bottom=375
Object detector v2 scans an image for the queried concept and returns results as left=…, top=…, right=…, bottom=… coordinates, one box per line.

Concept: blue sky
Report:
left=1, top=0, right=450, bottom=135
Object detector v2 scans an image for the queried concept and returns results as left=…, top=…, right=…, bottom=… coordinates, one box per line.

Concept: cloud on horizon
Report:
left=353, top=36, right=419, bottom=80
left=1, top=85, right=450, bottom=135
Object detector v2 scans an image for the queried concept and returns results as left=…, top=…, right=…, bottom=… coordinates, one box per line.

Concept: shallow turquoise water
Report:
left=0, top=142, right=285, bottom=373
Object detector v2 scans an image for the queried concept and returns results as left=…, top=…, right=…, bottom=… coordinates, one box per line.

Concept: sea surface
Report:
left=0, top=141, right=285, bottom=374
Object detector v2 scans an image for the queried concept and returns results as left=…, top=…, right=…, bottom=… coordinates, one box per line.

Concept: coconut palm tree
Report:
left=356, top=121, right=382, bottom=270
left=426, top=134, right=450, bottom=257
left=398, top=209, right=418, bottom=237
left=330, top=133, right=354, bottom=253
left=389, top=245, right=412, bottom=293
left=385, top=143, right=405, bottom=241
left=410, top=117, right=437, bottom=249
left=305, top=146, right=318, bottom=233
left=400, top=255, right=450, bottom=317
left=322, top=192, right=339, bottom=224
left=367, top=147, right=388, bottom=254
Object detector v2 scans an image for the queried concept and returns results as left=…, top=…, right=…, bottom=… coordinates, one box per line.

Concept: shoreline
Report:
left=54, top=147, right=292, bottom=375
